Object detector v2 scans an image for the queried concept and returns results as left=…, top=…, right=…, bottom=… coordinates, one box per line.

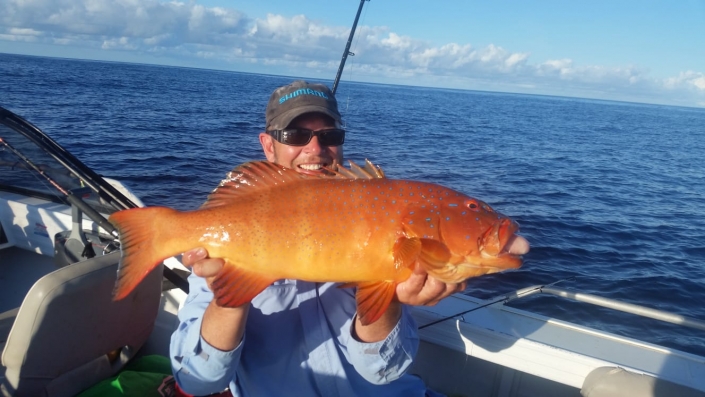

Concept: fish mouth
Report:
left=479, top=218, right=528, bottom=257
left=445, top=218, right=528, bottom=279
left=503, top=235, right=529, bottom=256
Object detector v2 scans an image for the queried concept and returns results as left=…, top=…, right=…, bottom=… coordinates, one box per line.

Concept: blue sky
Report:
left=1, top=0, right=704, bottom=107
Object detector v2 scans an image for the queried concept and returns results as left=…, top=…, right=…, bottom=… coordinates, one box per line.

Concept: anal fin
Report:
left=211, top=262, right=275, bottom=307
left=355, top=281, right=396, bottom=325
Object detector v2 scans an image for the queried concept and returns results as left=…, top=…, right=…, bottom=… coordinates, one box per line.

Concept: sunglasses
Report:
left=267, top=128, right=345, bottom=147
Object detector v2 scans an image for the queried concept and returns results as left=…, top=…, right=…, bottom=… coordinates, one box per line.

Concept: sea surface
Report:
left=2, top=53, right=704, bottom=356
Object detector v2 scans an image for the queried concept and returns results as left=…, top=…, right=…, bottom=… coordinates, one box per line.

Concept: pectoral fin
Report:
left=210, top=263, right=276, bottom=307
left=393, top=236, right=422, bottom=269
left=417, top=238, right=467, bottom=283
left=418, top=238, right=452, bottom=268
left=354, top=281, right=397, bottom=325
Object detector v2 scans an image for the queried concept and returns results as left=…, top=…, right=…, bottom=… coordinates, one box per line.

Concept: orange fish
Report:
left=109, top=160, right=527, bottom=325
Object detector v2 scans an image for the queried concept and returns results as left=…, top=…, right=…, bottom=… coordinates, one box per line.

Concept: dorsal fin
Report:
left=201, top=161, right=302, bottom=209
left=331, top=159, right=386, bottom=180
left=201, top=159, right=386, bottom=209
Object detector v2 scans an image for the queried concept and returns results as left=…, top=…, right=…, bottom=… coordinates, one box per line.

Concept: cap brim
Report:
left=267, top=105, right=342, bottom=130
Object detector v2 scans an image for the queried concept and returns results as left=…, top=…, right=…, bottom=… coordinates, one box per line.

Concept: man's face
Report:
left=259, top=113, right=344, bottom=175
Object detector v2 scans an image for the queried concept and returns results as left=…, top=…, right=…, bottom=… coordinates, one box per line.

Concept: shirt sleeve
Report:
left=345, top=305, right=419, bottom=385
left=170, top=273, right=243, bottom=395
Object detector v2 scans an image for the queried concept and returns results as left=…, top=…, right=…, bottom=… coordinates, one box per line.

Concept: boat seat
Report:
left=0, top=252, right=162, bottom=397
left=581, top=366, right=705, bottom=397
left=0, top=309, right=19, bottom=345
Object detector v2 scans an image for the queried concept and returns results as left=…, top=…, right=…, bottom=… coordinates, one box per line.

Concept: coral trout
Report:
left=109, top=160, right=528, bottom=325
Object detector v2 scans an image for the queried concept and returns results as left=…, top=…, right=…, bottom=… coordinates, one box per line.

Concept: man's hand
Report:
left=182, top=247, right=249, bottom=351
left=182, top=247, right=225, bottom=290
left=395, top=264, right=466, bottom=307
left=393, top=234, right=529, bottom=306
left=353, top=264, right=465, bottom=343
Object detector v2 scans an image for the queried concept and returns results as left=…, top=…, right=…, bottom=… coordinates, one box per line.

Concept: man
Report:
left=170, top=80, right=466, bottom=396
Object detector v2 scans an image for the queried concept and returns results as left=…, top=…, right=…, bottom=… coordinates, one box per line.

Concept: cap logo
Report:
left=278, top=88, right=329, bottom=104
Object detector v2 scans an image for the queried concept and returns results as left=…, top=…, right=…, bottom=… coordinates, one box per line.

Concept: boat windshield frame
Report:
left=0, top=106, right=138, bottom=213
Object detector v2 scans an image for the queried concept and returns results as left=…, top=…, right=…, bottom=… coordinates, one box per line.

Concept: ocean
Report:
left=1, top=53, right=704, bottom=356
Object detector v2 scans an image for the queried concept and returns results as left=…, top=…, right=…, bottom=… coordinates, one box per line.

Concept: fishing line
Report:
left=340, top=0, right=370, bottom=124
left=345, top=0, right=370, bottom=84
left=418, top=276, right=576, bottom=330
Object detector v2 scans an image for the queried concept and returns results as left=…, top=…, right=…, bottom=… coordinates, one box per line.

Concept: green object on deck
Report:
left=77, top=355, right=175, bottom=397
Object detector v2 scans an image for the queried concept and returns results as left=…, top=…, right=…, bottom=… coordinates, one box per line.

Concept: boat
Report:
left=2, top=105, right=705, bottom=397
left=3, top=1, right=705, bottom=394
left=0, top=105, right=190, bottom=397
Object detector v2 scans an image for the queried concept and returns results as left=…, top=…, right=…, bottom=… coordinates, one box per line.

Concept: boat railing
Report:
left=494, top=285, right=705, bottom=332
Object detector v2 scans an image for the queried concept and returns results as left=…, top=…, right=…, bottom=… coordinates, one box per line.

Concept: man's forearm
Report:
left=352, top=301, right=402, bottom=342
left=201, top=301, right=250, bottom=351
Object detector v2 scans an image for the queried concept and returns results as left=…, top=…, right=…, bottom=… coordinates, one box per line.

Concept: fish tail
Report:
left=109, top=207, right=179, bottom=300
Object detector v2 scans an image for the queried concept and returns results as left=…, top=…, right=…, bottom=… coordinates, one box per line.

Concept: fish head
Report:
left=440, top=195, right=524, bottom=276
left=403, top=190, right=526, bottom=282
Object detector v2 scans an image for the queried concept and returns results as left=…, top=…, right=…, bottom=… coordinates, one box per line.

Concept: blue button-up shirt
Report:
left=170, top=274, right=429, bottom=396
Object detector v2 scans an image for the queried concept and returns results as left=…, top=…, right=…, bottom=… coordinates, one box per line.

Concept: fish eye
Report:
left=465, top=199, right=494, bottom=213
left=465, top=199, right=480, bottom=210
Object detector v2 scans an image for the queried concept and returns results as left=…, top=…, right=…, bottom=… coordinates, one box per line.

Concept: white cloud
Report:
left=101, top=36, right=136, bottom=50
left=538, top=59, right=573, bottom=76
left=1, top=0, right=249, bottom=46
left=9, top=28, right=41, bottom=36
left=0, top=0, right=703, bottom=107
left=663, top=71, right=705, bottom=91
left=380, top=32, right=413, bottom=49
left=505, top=52, right=529, bottom=69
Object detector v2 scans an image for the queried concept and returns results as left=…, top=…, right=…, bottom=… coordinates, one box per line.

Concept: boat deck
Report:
left=411, top=293, right=705, bottom=395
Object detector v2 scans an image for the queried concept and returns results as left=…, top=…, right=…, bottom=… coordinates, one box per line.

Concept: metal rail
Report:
left=495, top=285, right=705, bottom=332
left=541, top=286, right=705, bottom=332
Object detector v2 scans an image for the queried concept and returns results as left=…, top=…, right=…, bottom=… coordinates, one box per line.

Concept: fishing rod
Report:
left=331, top=0, right=369, bottom=95
left=419, top=277, right=576, bottom=329
left=0, top=107, right=139, bottom=211
left=1, top=137, right=117, bottom=237
left=0, top=135, right=190, bottom=292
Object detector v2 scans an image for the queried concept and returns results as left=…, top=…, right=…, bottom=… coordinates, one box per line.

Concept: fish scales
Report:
left=109, top=160, right=526, bottom=325
left=191, top=178, right=406, bottom=281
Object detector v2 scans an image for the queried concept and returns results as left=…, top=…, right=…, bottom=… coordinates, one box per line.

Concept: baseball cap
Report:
left=265, top=80, right=342, bottom=131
